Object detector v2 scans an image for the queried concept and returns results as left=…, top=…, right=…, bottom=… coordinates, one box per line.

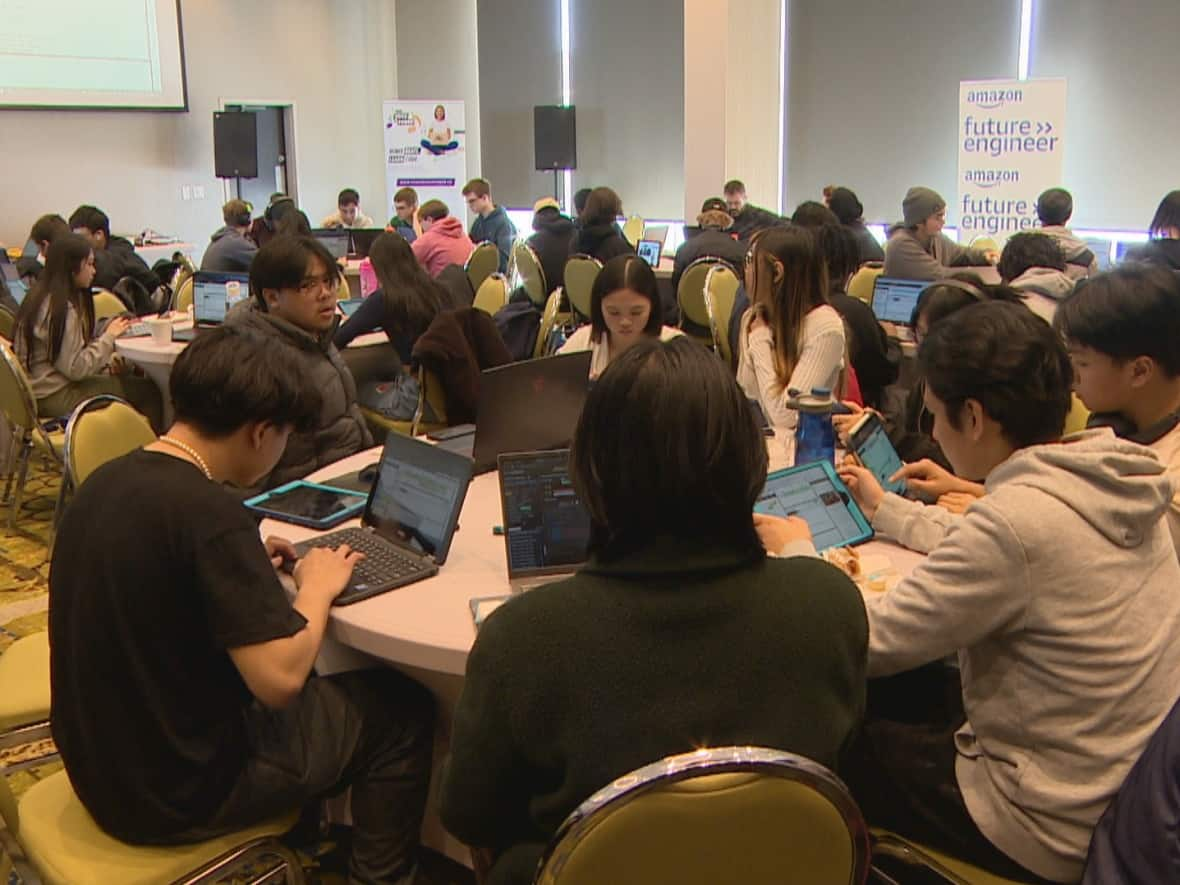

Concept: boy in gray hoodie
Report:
left=1036, top=187, right=1100, bottom=280
left=758, top=301, right=1180, bottom=882
left=998, top=231, right=1076, bottom=323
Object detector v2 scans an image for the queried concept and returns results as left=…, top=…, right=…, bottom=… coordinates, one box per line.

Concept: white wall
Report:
left=397, top=0, right=482, bottom=193
left=0, top=0, right=397, bottom=250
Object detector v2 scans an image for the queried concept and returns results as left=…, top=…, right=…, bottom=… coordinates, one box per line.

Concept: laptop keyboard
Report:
left=295, top=527, right=435, bottom=604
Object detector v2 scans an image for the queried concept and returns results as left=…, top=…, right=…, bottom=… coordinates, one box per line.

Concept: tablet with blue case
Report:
left=244, top=480, right=368, bottom=530
left=755, top=460, right=873, bottom=551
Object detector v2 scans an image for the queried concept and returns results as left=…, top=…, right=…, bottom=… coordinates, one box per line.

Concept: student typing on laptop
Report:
left=12, top=232, right=164, bottom=430
left=226, top=235, right=372, bottom=491
left=441, top=338, right=867, bottom=885
left=50, top=325, right=434, bottom=885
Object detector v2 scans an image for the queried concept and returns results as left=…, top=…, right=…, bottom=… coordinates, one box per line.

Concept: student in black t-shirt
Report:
left=50, top=325, right=435, bottom=885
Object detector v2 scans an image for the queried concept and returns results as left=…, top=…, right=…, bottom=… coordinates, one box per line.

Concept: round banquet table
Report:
left=258, top=445, right=928, bottom=863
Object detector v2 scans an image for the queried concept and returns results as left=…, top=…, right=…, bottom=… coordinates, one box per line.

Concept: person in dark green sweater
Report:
left=439, top=337, right=868, bottom=885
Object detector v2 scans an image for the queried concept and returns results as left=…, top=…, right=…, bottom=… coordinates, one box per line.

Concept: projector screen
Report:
left=0, top=0, right=187, bottom=110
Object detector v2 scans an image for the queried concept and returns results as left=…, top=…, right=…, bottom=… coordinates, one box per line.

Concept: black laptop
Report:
left=294, top=432, right=473, bottom=605
left=173, top=271, right=249, bottom=341
left=436, top=350, right=593, bottom=474
left=349, top=228, right=385, bottom=258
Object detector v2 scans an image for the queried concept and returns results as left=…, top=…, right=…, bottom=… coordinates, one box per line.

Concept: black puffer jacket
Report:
left=527, top=209, right=576, bottom=294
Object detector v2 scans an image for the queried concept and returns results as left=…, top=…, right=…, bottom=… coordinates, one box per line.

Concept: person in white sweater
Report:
left=736, top=225, right=846, bottom=432
left=12, top=233, right=163, bottom=430
left=758, top=301, right=1180, bottom=883
left=558, top=254, right=681, bottom=378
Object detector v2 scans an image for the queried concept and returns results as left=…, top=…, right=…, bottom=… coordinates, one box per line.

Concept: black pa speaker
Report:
left=534, top=106, right=576, bottom=171
left=213, top=111, right=258, bottom=178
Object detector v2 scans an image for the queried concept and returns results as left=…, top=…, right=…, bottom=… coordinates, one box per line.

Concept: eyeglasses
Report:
left=295, top=273, right=338, bottom=296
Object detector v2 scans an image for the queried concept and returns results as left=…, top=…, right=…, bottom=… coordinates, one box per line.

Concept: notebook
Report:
left=436, top=350, right=593, bottom=475
left=294, top=432, right=473, bottom=605
left=497, top=449, right=591, bottom=592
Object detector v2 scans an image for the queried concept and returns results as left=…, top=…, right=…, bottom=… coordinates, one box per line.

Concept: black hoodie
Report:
left=1126, top=238, right=1180, bottom=272
left=527, top=208, right=576, bottom=293
left=573, top=220, right=634, bottom=265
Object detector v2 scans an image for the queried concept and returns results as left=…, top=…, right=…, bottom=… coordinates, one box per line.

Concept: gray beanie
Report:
left=902, top=187, right=946, bottom=227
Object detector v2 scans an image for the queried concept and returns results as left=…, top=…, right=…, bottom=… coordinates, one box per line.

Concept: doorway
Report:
left=219, top=101, right=299, bottom=212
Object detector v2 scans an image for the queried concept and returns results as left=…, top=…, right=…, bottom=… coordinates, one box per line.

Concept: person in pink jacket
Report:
left=411, top=199, right=475, bottom=277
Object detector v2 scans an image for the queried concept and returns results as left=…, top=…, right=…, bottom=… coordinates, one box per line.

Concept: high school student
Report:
left=441, top=338, right=868, bottom=885
left=13, top=233, right=163, bottom=430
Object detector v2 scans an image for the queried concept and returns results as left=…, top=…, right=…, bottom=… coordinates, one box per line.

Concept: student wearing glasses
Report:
left=226, top=236, right=371, bottom=490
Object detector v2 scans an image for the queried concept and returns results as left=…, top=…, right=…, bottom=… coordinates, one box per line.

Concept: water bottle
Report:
left=790, top=387, right=836, bottom=466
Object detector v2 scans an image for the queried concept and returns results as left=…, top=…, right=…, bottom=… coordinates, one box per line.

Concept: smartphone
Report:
left=847, top=412, right=907, bottom=495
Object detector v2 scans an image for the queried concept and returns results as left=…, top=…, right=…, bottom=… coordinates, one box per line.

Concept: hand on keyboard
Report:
left=293, top=545, right=365, bottom=601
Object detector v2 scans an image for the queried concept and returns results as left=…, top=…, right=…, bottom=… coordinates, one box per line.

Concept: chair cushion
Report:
left=0, top=632, right=50, bottom=730
left=18, top=771, right=297, bottom=885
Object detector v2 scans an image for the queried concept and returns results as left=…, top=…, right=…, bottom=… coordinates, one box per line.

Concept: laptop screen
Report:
left=498, top=449, right=591, bottom=578
left=349, top=229, right=384, bottom=258
left=192, top=271, right=249, bottom=325
left=366, top=432, right=472, bottom=564
left=312, top=229, right=350, bottom=260
left=1, top=263, right=28, bottom=304
left=871, top=277, right=927, bottom=325
left=636, top=239, right=661, bottom=267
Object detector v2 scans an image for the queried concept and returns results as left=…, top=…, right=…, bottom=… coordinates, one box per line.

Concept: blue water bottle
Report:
left=791, top=387, right=836, bottom=466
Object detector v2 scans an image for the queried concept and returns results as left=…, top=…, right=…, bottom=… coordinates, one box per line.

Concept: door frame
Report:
left=216, top=97, right=302, bottom=208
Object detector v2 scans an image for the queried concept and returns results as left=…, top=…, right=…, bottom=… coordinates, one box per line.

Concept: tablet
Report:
left=244, top=480, right=368, bottom=530
left=755, top=460, right=873, bottom=551
left=848, top=412, right=906, bottom=495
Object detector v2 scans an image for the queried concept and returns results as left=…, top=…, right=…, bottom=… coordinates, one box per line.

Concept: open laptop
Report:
left=436, top=350, right=593, bottom=475
left=870, top=277, right=927, bottom=328
left=349, top=228, right=384, bottom=258
left=173, top=271, right=249, bottom=341
left=312, top=228, right=351, bottom=261
left=636, top=239, right=662, bottom=267
left=1, top=261, right=27, bottom=305
left=498, top=449, right=591, bottom=592
left=295, top=432, right=474, bottom=605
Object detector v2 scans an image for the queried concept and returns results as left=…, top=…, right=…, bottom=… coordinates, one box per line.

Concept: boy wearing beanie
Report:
left=883, top=186, right=992, bottom=280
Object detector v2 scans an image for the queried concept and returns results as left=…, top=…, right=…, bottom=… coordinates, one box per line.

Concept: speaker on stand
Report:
left=534, top=105, right=577, bottom=204
left=213, top=111, right=259, bottom=198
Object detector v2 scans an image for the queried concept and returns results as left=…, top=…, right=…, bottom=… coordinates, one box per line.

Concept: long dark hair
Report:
left=15, top=233, right=96, bottom=369
left=589, top=254, right=662, bottom=344
left=369, top=232, right=443, bottom=337
left=571, top=337, right=768, bottom=560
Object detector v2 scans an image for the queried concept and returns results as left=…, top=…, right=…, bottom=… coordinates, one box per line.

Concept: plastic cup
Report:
left=147, top=317, right=172, bottom=345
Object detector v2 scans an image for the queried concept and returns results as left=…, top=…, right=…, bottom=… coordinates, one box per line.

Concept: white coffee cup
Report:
left=146, top=317, right=172, bottom=345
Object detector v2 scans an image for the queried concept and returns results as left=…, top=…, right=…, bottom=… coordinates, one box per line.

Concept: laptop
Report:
left=636, top=239, right=662, bottom=267
left=349, top=228, right=384, bottom=258
left=870, top=277, right=927, bottom=327
left=642, top=224, right=669, bottom=250
left=294, top=432, right=474, bottom=605
left=498, top=449, right=591, bottom=592
left=1, top=262, right=27, bottom=305
left=436, top=350, right=593, bottom=475
left=312, top=228, right=351, bottom=261
left=173, top=271, right=249, bottom=341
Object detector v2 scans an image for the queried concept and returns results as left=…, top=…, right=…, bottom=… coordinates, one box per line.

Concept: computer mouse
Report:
left=358, top=462, right=381, bottom=485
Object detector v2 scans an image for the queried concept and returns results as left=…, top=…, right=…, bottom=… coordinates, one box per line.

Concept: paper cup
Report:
left=147, top=317, right=172, bottom=345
